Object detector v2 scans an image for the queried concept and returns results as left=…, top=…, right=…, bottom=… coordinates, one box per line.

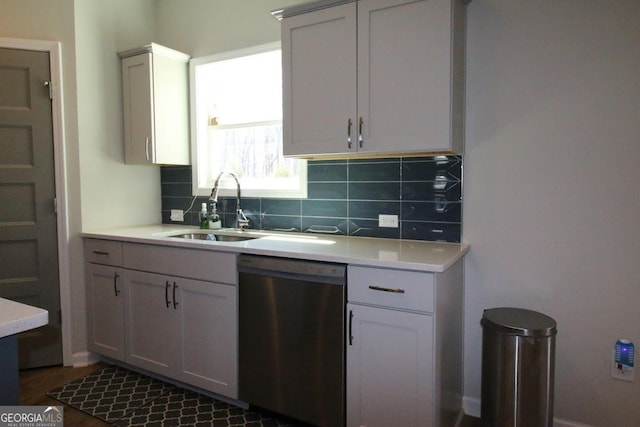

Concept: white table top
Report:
left=0, top=298, right=48, bottom=339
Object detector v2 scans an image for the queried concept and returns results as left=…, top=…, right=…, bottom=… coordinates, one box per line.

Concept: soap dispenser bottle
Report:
left=199, top=203, right=209, bottom=229
left=208, top=202, right=222, bottom=229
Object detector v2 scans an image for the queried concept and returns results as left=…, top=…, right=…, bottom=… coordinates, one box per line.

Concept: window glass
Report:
left=190, top=44, right=306, bottom=198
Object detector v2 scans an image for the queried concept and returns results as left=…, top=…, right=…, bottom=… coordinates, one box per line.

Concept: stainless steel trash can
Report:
left=481, top=307, right=557, bottom=427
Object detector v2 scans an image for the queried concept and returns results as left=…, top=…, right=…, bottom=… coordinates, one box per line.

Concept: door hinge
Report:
left=44, top=81, right=53, bottom=99
left=58, top=309, right=62, bottom=326
left=53, top=197, right=58, bottom=214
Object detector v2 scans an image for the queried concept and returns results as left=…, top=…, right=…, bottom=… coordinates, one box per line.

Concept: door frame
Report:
left=0, top=37, right=71, bottom=366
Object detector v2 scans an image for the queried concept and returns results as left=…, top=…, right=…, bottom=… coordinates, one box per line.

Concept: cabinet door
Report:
left=125, top=270, right=177, bottom=377
left=176, top=278, right=238, bottom=397
left=282, top=3, right=357, bottom=156
left=358, top=0, right=453, bottom=153
left=347, top=303, right=434, bottom=427
left=122, top=53, right=154, bottom=164
left=150, top=52, right=190, bottom=165
left=86, top=264, right=125, bottom=360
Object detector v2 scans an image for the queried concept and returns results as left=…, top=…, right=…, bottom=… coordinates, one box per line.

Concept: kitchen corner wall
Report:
left=464, top=1, right=640, bottom=425
left=160, top=155, right=462, bottom=243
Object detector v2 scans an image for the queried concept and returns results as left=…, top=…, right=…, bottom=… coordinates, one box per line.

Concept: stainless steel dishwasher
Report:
left=238, top=254, right=346, bottom=427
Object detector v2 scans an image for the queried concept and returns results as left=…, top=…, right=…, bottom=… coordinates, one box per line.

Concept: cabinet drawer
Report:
left=122, top=243, right=237, bottom=285
left=85, top=239, right=123, bottom=266
left=348, top=266, right=434, bottom=313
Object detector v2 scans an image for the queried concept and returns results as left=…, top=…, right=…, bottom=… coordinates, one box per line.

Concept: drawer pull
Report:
left=92, top=250, right=109, bottom=256
left=368, top=285, right=405, bottom=294
left=113, top=272, right=120, bottom=296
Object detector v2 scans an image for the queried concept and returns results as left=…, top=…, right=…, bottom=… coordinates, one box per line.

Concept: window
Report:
left=190, top=43, right=306, bottom=198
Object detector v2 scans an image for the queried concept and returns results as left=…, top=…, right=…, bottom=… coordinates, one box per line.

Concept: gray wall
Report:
left=155, top=0, right=301, bottom=57
left=75, top=0, right=159, bottom=231
left=464, top=1, right=640, bottom=425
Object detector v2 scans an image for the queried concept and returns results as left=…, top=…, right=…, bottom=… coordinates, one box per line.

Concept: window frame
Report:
left=189, top=42, right=306, bottom=199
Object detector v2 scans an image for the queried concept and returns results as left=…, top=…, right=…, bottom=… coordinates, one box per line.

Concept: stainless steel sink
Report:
left=172, top=233, right=257, bottom=242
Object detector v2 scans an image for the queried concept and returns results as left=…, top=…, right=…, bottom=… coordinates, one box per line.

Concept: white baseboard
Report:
left=453, top=409, right=466, bottom=427
left=463, top=396, right=481, bottom=418
left=462, top=396, right=594, bottom=427
left=71, top=351, right=101, bottom=367
left=553, top=419, right=594, bottom=427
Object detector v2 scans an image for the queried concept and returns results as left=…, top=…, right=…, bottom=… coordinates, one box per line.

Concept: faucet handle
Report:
left=236, top=209, right=250, bottom=231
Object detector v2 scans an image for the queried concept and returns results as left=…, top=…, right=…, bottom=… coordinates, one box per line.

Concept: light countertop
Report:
left=0, top=298, right=48, bottom=339
left=82, top=225, right=469, bottom=273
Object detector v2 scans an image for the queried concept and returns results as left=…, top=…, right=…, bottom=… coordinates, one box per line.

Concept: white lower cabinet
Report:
left=85, top=239, right=125, bottom=360
left=346, top=263, right=463, bottom=427
left=347, top=303, right=433, bottom=427
left=178, top=278, right=237, bottom=393
left=84, top=239, right=238, bottom=399
left=125, top=270, right=237, bottom=397
left=85, top=237, right=463, bottom=421
left=124, top=270, right=177, bottom=377
left=86, top=263, right=125, bottom=360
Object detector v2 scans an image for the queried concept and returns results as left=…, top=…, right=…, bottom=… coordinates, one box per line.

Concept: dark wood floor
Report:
left=460, top=412, right=482, bottom=427
left=20, top=363, right=481, bottom=426
left=19, top=362, right=111, bottom=427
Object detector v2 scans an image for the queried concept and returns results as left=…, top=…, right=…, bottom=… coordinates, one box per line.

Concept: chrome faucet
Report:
left=209, top=171, right=250, bottom=231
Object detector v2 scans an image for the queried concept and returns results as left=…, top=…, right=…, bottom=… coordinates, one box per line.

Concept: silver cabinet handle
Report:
left=347, top=118, right=353, bottom=149
left=145, top=137, right=150, bottom=161
left=358, top=117, right=364, bottom=148
left=368, top=285, right=405, bottom=294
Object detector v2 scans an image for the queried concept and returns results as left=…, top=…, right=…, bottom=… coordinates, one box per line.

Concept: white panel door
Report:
left=282, top=3, right=358, bottom=156
left=347, top=303, right=434, bottom=427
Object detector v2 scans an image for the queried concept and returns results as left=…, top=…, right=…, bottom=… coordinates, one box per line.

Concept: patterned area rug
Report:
left=47, top=365, right=302, bottom=426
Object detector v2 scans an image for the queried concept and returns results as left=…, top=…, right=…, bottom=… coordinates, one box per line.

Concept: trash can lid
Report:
left=481, top=307, right=557, bottom=337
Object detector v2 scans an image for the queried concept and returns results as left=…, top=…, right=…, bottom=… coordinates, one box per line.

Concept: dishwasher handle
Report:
left=239, top=266, right=345, bottom=286
left=238, top=255, right=346, bottom=286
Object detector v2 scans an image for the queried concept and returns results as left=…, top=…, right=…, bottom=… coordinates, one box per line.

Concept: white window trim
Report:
left=189, top=42, right=306, bottom=198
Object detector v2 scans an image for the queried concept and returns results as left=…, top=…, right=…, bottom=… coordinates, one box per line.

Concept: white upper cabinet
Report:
left=279, top=0, right=468, bottom=157
left=119, top=43, right=190, bottom=165
left=282, top=4, right=358, bottom=157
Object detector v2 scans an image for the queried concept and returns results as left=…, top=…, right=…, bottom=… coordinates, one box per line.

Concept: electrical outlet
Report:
left=612, top=350, right=634, bottom=382
left=378, top=214, right=399, bottom=228
left=170, top=209, right=184, bottom=222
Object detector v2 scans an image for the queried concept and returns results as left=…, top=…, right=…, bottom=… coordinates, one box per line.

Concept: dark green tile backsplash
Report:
left=160, top=155, right=462, bottom=242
